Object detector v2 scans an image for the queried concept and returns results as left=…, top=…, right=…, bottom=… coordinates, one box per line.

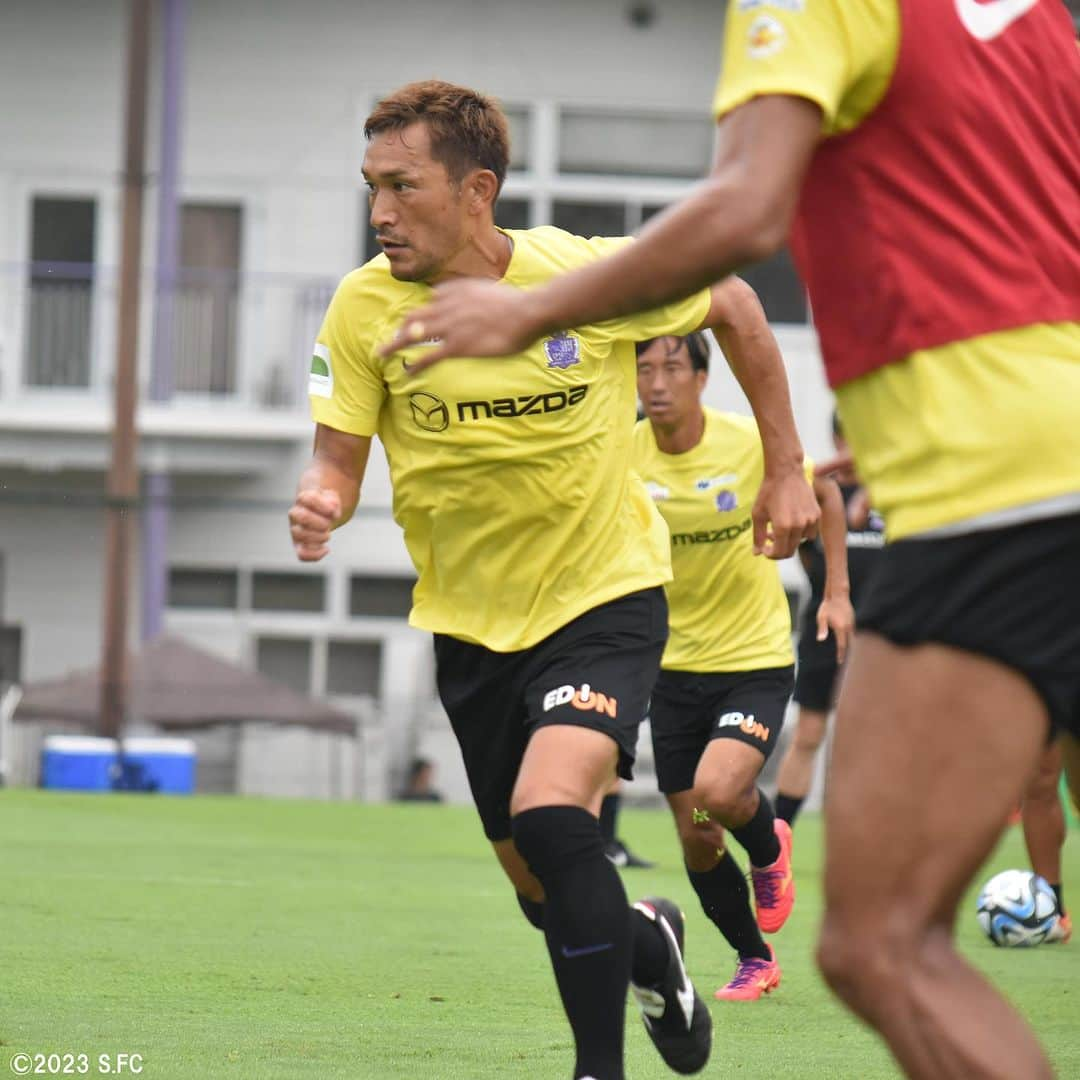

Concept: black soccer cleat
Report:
left=605, top=838, right=656, bottom=869
left=630, top=897, right=712, bottom=1075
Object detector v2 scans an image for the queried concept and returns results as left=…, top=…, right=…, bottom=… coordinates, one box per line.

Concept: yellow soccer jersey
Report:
left=632, top=408, right=812, bottom=673
left=310, top=227, right=710, bottom=652
left=713, top=0, right=1080, bottom=539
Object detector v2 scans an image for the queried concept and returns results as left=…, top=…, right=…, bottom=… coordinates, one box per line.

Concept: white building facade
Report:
left=0, top=0, right=836, bottom=801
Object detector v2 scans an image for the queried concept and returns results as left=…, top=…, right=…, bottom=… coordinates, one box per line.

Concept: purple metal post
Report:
left=141, top=0, right=185, bottom=642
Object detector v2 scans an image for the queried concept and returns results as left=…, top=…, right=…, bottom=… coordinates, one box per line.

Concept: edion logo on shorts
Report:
left=542, top=683, right=618, bottom=719
left=716, top=710, right=770, bottom=742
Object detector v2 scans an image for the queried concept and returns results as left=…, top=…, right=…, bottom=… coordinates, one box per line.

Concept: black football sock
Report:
left=730, top=788, right=781, bottom=868
left=1050, top=883, right=1066, bottom=915
left=513, top=805, right=630, bottom=1080
left=689, top=852, right=770, bottom=961
left=517, top=893, right=546, bottom=931
left=599, top=793, right=619, bottom=843
left=774, top=793, right=804, bottom=826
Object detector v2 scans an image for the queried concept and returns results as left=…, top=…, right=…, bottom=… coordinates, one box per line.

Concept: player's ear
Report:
left=466, top=168, right=499, bottom=215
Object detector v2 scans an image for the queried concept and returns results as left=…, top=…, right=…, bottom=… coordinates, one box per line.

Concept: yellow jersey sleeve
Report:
left=308, top=268, right=390, bottom=437
left=713, top=0, right=900, bottom=136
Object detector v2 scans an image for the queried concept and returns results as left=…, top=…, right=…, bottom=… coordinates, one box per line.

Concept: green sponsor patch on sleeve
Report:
left=309, top=342, right=333, bottom=398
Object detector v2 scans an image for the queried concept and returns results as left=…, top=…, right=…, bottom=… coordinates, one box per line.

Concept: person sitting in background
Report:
left=397, top=756, right=445, bottom=803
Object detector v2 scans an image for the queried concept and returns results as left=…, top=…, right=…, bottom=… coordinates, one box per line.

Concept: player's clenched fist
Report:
left=288, top=488, right=342, bottom=562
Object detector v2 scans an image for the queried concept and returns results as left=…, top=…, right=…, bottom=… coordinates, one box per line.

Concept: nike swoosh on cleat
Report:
left=954, top=0, right=1040, bottom=42
left=560, top=942, right=614, bottom=959
left=676, top=980, right=696, bottom=1028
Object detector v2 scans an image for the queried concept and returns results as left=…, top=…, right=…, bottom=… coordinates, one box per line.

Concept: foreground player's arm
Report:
left=704, top=277, right=819, bottom=557
left=380, top=96, right=822, bottom=364
left=289, top=425, right=372, bottom=561
left=811, top=474, right=854, bottom=663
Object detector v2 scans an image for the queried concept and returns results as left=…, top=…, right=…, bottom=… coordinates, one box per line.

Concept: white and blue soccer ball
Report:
left=976, top=869, right=1060, bottom=948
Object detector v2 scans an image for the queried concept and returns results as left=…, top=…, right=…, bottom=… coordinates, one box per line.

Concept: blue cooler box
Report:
left=41, top=735, right=197, bottom=794
left=41, top=735, right=116, bottom=791
left=121, top=737, right=197, bottom=794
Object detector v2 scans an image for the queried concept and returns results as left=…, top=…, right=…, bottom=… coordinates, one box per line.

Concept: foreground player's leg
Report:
left=775, top=706, right=830, bottom=826
left=511, top=725, right=629, bottom=1080
left=818, top=635, right=1053, bottom=1080
left=510, top=724, right=709, bottom=1079
left=1022, top=739, right=1070, bottom=942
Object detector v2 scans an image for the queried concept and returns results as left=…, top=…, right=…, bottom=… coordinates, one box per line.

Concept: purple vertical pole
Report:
left=141, top=0, right=185, bottom=642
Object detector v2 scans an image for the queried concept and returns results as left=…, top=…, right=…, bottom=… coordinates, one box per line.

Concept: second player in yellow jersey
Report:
left=633, top=319, right=852, bottom=1003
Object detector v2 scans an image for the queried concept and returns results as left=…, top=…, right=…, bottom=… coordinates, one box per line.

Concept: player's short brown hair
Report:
left=364, top=80, right=510, bottom=194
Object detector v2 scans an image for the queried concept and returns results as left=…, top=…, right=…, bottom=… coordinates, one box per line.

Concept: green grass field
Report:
left=1, top=791, right=1076, bottom=1079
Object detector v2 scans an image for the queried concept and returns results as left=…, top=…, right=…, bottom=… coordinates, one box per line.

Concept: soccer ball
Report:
left=976, top=869, right=1059, bottom=947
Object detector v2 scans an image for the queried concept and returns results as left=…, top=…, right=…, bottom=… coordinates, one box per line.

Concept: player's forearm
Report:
left=816, top=478, right=851, bottom=599
left=710, top=287, right=805, bottom=478
left=296, top=453, right=361, bottom=528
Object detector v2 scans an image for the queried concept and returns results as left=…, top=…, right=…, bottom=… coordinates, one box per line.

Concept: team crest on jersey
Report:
left=747, top=14, right=787, bottom=58
left=544, top=332, right=581, bottom=370
left=715, top=490, right=738, bottom=512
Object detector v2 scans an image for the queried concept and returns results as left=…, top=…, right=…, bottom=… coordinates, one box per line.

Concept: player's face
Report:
left=363, top=121, right=470, bottom=283
left=636, top=338, right=706, bottom=427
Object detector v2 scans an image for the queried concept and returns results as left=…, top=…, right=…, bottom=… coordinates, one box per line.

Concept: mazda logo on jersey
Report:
left=408, top=385, right=589, bottom=432
left=409, top=392, right=449, bottom=432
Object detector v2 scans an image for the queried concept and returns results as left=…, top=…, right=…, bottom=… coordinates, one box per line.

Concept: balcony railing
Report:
left=0, top=261, right=337, bottom=410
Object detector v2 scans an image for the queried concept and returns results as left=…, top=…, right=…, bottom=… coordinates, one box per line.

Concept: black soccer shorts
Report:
left=793, top=600, right=841, bottom=712
left=858, top=511, right=1080, bottom=738
left=434, top=586, right=668, bottom=841
left=649, top=665, right=795, bottom=795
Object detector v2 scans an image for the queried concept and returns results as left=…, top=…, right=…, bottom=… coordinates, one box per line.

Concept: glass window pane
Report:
left=326, top=639, right=382, bottom=697
left=495, top=197, right=530, bottom=230
left=168, top=568, right=239, bottom=609
left=0, top=625, right=22, bottom=688
left=175, top=204, right=242, bottom=395
left=552, top=201, right=627, bottom=238
left=349, top=576, right=415, bottom=618
left=251, top=572, right=325, bottom=613
left=737, top=247, right=808, bottom=324
left=504, top=106, right=530, bottom=171
left=360, top=192, right=378, bottom=264
left=255, top=636, right=312, bottom=696
left=559, top=110, right=713, bottom=178
left=26, top=197, right=96, bottom=388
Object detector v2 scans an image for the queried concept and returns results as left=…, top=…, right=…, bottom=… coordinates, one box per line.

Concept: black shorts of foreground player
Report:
left=634, top=332, right=853, bottom=1002
left=288, top=80, right=819, bottom=1080
left=380, top=8, right=1080, bottom=1078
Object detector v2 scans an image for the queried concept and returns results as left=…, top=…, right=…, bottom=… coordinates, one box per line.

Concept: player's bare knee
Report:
left=694, top=779, right=751, bottom=825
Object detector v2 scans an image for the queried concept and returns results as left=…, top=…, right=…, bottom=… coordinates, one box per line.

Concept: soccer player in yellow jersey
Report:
left=633, top=329, right=853, bottom=1002
left=287, top=80, right=820, bottom=1080
left=381, top=6, right=1080, bottom=1078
